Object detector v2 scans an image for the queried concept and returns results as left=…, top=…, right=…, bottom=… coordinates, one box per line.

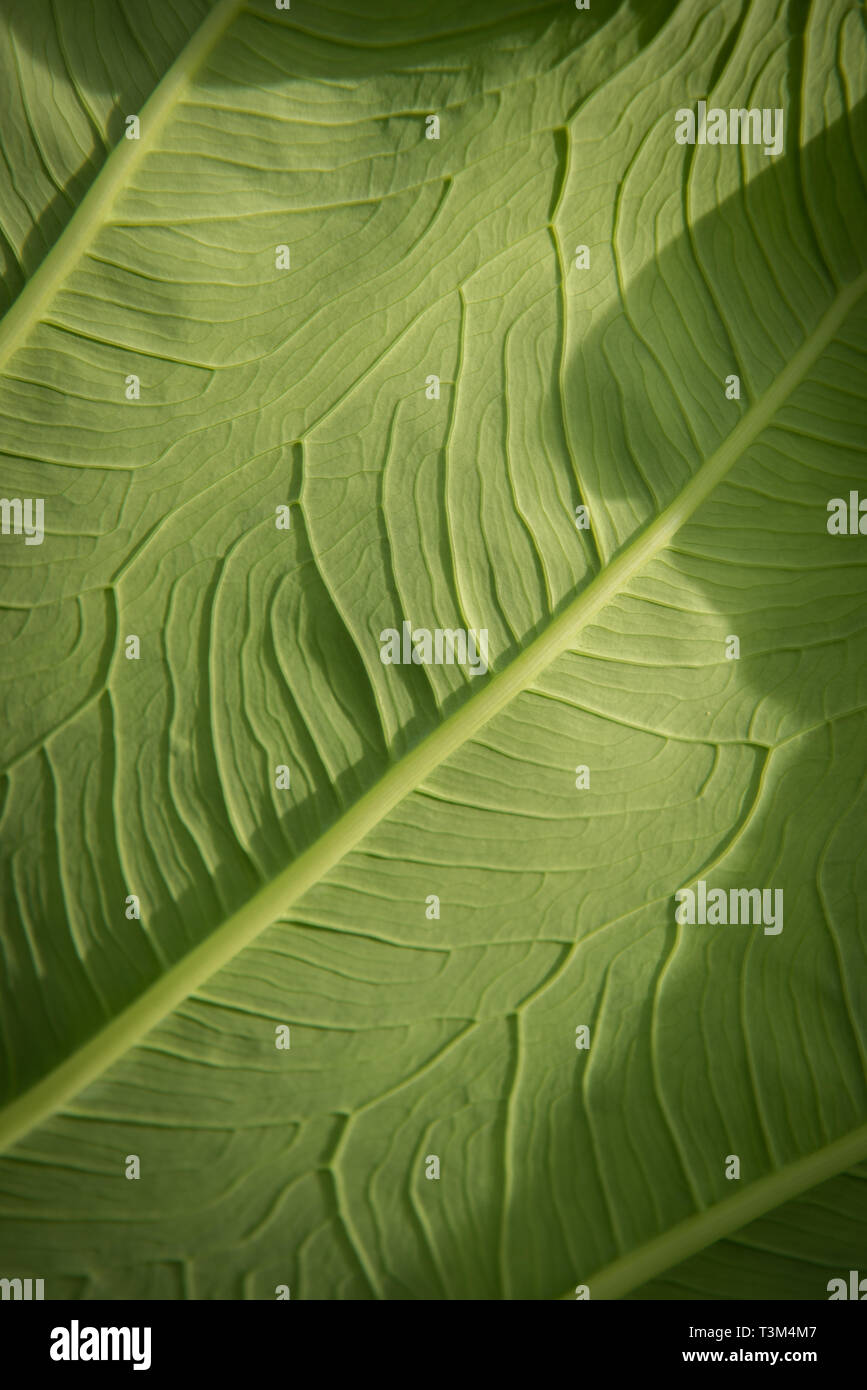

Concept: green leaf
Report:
left=628, top=1165, right=867, bottom=1300
left=1, top=0, right=865, bottom=1301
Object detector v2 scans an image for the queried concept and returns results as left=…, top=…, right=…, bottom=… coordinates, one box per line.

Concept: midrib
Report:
left=1, top=269, right=864, bottom=1159
left=559, top=1119, right=867, bottom=1299
left=0, top=0, right=245, bottom=377
left=0, top=9, right=865, bottom=1301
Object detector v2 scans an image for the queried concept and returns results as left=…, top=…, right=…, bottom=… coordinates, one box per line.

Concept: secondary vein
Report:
left=0, top=0, right=245, bottom=378
left=558, top=1119, right=867, bottom=1299
left=0, top=270, right=863, bottom=1157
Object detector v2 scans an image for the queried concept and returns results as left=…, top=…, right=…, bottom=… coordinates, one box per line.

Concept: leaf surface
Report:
left=1, top=0, right=866, bottom=1300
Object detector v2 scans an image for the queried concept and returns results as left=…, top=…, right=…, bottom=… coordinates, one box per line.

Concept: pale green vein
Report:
left=0, top=275, right=863, bottom=1162
left=0, top=0, right=245, bottom=378
left=559, top=1120, right=867, bottom=1300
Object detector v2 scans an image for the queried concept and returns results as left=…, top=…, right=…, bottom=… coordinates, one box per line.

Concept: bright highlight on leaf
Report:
left=0, top=0, right=865, bottom=1302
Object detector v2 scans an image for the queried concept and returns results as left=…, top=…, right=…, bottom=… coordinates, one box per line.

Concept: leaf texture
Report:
left=0, top=0, right=866, bottom=1300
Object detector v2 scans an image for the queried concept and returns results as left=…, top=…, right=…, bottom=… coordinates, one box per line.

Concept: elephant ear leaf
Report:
left=1, top=0, right=866, bottom=1301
